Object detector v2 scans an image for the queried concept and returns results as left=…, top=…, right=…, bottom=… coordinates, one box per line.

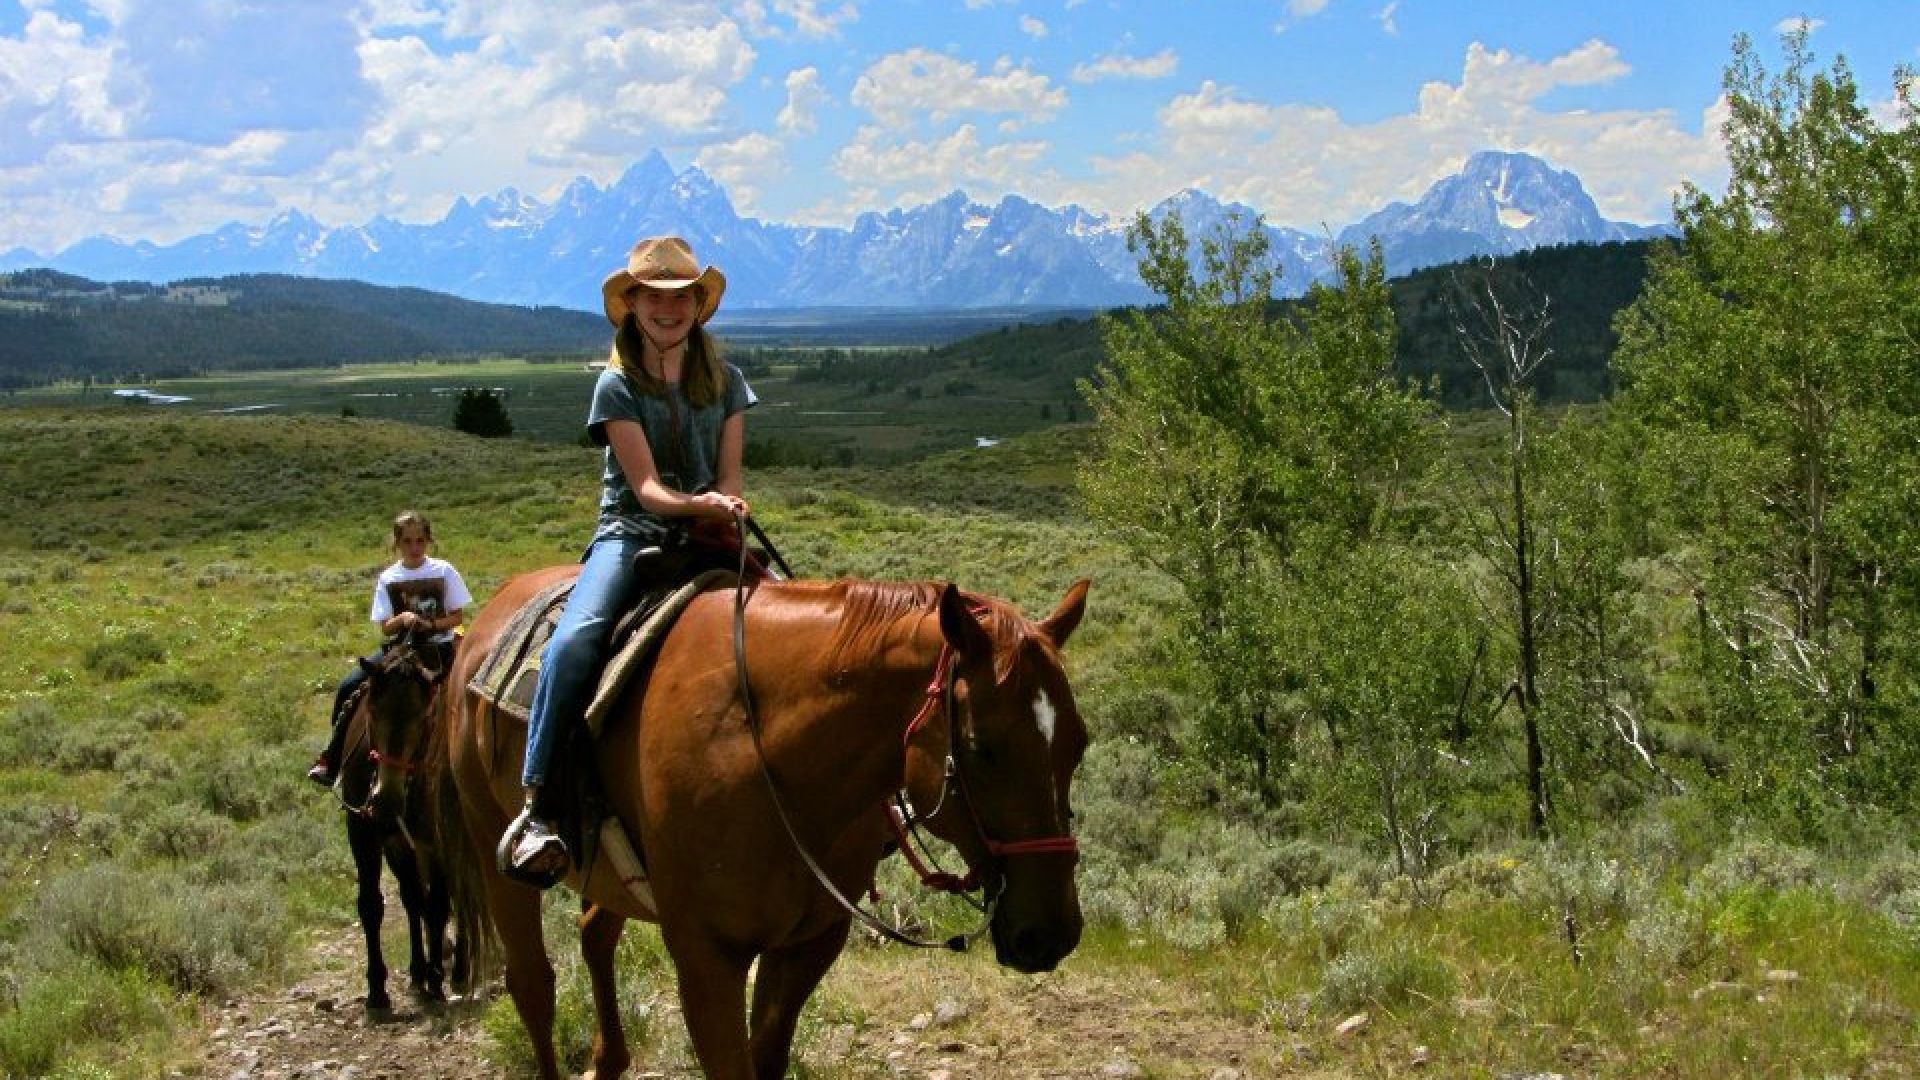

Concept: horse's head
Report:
left=359, top=641, right=443, bottom=824
left=911, top=580, right=1090, bottom=974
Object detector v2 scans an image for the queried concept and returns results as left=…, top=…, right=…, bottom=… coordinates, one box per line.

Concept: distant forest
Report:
left=0, top=241, right=1656, bottom=405
left=0, top=270, right=606, bottom=385
left=918, top=239, right=1656, bottom=408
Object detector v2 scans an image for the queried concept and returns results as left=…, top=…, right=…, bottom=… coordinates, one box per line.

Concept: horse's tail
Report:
left=428, top=683, right=499, bottom=996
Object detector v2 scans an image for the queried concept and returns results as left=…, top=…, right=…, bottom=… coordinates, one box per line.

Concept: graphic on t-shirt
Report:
left=387, top=578, right=448, bottom=621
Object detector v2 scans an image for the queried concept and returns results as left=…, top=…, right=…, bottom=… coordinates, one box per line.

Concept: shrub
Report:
left=179, top=745, right=301, bottom=823
left=82, top=631, right=165, bottom=681
left=27, top=863, right=286, bottom=997
left=1692, top=835, right=1822, bottom=897
left=131, top=702, right=187, bottom=731
left=144, top=675, right=223, bottom=705
left=0, top=697, right=62, bottom=768
left=0, top=962, right=174, bottom=1078
left=1317, top=940, right=1456, bottom=1014
left=133, top=802, right=236, bottom=861
left=52, top=718, right=143, bottom=773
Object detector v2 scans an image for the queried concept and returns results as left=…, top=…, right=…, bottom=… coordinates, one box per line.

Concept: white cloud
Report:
left=833, top=122, right=1050, bottom=206
left=1072, top=49, right=1178, bottom=84
left=1289, top=0, right=1330, bottom=15
left=1020, top=15, right=1048, bottom=39
left=850, top=48, right=1066, bottom=130
left=1776, top=16, right=1824, bottom=36
left=770, top=0, right=859, bottom=39
left=1378, top=2, right=1400, bottom=35
left=1055, top=40, right=1718, bottom=230
left=778, top=67, right=828, bottom=135
left=0, top=9, right=123, bottom=166
left=696, top=133, right=785, bottom=211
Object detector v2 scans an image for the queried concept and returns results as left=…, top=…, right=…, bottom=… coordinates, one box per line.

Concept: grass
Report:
left=1, top=404, right=1918, bottom=1077
left=2, top=348, right=1083, bottom=463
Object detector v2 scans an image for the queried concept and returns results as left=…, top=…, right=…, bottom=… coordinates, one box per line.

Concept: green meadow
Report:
left=2, top=406, right=1919, bottom=1077
left=5, top=343, right=1086, bottom=466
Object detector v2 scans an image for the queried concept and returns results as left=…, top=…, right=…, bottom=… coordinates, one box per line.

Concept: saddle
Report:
left=468, top=568, right=733, bottom=735
left=468, top=567, right=737, bottom=904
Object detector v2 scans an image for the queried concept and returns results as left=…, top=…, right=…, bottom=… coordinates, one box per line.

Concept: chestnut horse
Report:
left=436, top=568, right=1090, bottom=1079
left=335, top=639, right=463, bottom=1009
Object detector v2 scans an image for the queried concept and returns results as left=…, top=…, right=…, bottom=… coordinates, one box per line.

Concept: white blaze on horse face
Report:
left=1032, top=686, right=1058, bottom=747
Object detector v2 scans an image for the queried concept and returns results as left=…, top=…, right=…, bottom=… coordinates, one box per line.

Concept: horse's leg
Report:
left=387, top=844, right=436, bottom=999
left=348, top=817, right=392, bottom=1011
left=484, top=874, right=564, bottom=1078
left=421, top=862, right=451, bottom=1002
left=660, top=927, right=757, bottom=1080
left=747, top=920, right=853, bottom=1080
left=578, top=902, right=631, bottom=1080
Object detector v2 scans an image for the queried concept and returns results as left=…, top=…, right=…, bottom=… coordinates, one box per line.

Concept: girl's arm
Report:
left=605, top=418, right=743, bottom=520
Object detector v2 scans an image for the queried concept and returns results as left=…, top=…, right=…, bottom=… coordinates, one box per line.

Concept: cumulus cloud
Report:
left=1021, top=15, right=1048, bottom=39
left=850, top=48, right=1065, bottom=130
left=778, top=67, right=829, bottom=134
left=0, top=0, right=778, bottom=248
left=1058, top=39, right=1717, bottom=229
left=1072, top=49, right=1178, bottom=84
left=697, top=133, right=785, bottom=209
left=0, top=8, right=123, bottom=167
left=1776, top=16, right=1824, bottom=35
left=769, top=0, right=859, bottom=39
left=833, top=122, right=1051, bottom=206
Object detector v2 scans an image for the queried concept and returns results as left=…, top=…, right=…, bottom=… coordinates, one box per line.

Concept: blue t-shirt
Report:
left=586, top=364, right=756, bottom=544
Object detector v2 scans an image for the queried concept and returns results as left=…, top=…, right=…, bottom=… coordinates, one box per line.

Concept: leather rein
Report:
left=725, top=511, right=1077, bottom=952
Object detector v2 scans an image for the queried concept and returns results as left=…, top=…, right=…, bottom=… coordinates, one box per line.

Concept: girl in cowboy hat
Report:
left=501, top=235, right=756, bottom=884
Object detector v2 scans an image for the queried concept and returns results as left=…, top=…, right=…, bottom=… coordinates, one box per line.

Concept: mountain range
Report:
left=0, top=150, right=1672, bottom=313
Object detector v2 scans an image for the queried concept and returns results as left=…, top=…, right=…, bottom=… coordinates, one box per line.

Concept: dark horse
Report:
left=335, top=638, right=464, bottom=1010
left=436, top=569, right=1091, bottom=1079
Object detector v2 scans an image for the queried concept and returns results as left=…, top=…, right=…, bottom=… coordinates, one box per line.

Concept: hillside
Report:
left=0, top=270, right=607, bottom=385
left=3, top=409, right=1919, bottom=1077
left=1, top=240, right=1654, bottom=405
left=917, top=238, right=1656, bottom=407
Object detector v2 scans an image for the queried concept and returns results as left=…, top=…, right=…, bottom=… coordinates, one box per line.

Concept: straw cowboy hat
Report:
left=600, top=236, right=727, bottom=327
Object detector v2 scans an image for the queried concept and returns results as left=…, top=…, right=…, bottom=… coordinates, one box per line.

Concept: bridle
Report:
left=726, top=512, right=1078, bottom=951
left=336, top=637, right=444, bottom=819
left=888, top=635, right=1079, bottom=892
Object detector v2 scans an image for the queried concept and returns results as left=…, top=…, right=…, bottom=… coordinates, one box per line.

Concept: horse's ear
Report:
left=358, top=656, right=381, bottom=676
left=938, top=584, right=994, bottom=661
left=1037, top=579, right=1090, bottom=648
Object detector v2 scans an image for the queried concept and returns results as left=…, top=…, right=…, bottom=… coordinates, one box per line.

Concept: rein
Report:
left=725, top=511, right=1075, bottom=952
left=335, top=639, right=443, bottom=819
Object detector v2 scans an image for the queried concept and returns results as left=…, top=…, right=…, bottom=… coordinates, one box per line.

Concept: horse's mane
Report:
left=827, top=578, right=1030, bottom=678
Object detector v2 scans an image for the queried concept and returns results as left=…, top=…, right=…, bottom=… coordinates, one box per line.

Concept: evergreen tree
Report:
left=452, top=386, right=514, bottom=437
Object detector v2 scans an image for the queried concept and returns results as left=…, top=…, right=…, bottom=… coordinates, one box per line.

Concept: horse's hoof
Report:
left=414, top=982, right=446, bottom=1003
left=366, top=991, right=393, bottom=1012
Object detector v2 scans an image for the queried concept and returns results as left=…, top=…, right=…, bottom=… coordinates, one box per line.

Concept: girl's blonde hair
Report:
left=390, top=510, right=434, bottom=552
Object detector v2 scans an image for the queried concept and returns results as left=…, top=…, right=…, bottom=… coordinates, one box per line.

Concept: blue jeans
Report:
left=521, top=536, right=653, bottom=787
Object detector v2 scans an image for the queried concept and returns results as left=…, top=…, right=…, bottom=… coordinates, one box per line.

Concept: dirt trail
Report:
left=196, top=901, right=1331, bottom=1079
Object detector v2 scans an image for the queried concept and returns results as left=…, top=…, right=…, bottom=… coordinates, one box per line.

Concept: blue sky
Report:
left=1, top=1, right=1914, bottom=254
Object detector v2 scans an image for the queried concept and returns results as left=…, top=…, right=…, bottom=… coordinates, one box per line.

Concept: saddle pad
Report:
left=467, top=569, right=735, bottom=735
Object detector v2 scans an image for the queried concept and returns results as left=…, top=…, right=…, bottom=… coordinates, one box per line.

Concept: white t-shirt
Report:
left=368, top=557, right=474, bottom=644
